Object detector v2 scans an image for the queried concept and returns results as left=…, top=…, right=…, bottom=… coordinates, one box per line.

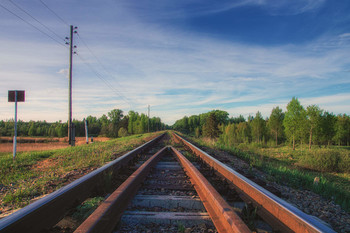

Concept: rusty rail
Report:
left=0, top=133, right=165, bottom=233
left=171, top=146, right=251, bottom=233
left=173, top=133, right=336, bottom=233
left=74, top=146, right=168, bottom=233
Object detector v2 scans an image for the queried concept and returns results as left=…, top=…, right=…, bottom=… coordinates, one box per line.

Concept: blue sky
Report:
left=1, top=0, right=350, bottom=125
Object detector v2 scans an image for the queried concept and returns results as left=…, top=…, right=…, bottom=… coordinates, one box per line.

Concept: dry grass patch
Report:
left=0, top=137, right=110, bottom=153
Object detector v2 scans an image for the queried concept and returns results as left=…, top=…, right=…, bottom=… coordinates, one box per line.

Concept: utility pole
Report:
left=68, top=25, right=73, bottom=145
left=66, top=25, right=77, bottom=146
left=148, top=105, right=150, bottom=133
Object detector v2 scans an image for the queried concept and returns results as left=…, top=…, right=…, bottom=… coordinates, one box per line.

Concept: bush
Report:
left=338, top=152, right=350, bottom=173
left=118, top=127, right=128, bottom=137
left=299, top=149, right=341, bottom=172
left=266, top=140, right=277, bottom=148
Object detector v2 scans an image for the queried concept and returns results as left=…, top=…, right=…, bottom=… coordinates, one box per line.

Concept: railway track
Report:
left=0, top=132, right=336, bottom=233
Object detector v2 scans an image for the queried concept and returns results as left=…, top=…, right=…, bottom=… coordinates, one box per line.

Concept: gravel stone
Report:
left=196, top=145, right=350, bottom=233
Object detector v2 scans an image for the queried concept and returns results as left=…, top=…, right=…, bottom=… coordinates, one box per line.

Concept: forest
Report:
left=0, top=109, right=167, bottom=138
left=172, top=97, right=350, bottom=149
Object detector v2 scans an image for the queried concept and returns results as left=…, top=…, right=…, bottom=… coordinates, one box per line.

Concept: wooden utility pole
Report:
left=68, top=25, right=73, bottom=145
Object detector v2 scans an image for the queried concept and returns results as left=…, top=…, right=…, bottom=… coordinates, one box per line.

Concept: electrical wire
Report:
left=5, top=0, right=134, bottom=108
left=36, top=1, right=132, bottom=107
left=76, top=32, right=132, bottom=103
left=77, top=54, right=133, bottom=108
left=8, top=0, right=65, bottom=42
left=0, top=2, right=67, bottom=48
left=38, top=0, right=69, bottom=26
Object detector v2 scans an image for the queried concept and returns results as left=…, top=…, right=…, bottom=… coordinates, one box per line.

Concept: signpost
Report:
left=8, top=90, right=25, bottom=160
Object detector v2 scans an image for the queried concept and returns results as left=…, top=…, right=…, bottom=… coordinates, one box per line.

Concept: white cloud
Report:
left=57, top=69, right=69, bottom=78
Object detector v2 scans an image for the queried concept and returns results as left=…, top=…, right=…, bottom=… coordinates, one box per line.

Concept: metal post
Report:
left=68, top=25, right=73, bottom=145
left=13, top=91, right=18, bottom=160
left=84, top=118, right=89, bottom=144
left=148, top=105, right=150, bottom=133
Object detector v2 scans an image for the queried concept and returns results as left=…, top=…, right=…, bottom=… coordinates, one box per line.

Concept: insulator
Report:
left=65, top=42, right=69, bottom=45
left=65, top=37, right=69, bottom=40
left=74, top=26, right=78, bottom=29
left=74, top=31, right=77, bottom=34
left=74, top=45, right=77, bottom=48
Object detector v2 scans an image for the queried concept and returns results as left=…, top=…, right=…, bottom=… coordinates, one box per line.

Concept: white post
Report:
left=84, top=118, right=89, bottom=144
left=13, top=91, right=18, bottom=160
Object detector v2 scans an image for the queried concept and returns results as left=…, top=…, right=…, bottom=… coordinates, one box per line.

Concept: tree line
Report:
left=0, top=109, right=167, bottom=138
left=172, top=97, right=350, bottom=149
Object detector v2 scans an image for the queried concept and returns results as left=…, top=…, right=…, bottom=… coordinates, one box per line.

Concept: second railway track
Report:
left=0, top=132, right=337, bottom=233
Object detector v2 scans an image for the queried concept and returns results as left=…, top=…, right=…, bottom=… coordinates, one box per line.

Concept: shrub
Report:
left=118, top=127, right=128, bottom=137
left=299, top=149, right=340, bottom=172
left=338, top=152, right=350, bottom=173
left=266, top=140, right=277, bottom=148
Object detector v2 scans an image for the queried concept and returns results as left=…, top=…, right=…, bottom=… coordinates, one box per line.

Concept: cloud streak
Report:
left=118, top=0, right=326, bottom=19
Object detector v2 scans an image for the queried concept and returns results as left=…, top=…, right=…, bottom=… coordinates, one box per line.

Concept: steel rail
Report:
left=171, top=146, right=251, bottom=233
left=0, top=133, right=165, bottom=233
left=173, top=133, right=336, bottom=233
left=74, top=146, right=168, bottom=233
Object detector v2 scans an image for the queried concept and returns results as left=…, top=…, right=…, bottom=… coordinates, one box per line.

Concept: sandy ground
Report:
left=0, top=137, right=110, bottom=153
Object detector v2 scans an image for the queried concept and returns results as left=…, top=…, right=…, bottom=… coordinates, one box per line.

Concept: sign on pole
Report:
left=8, top=91, right=25, bottom=102
left=8, top=90, right=25, bottom=160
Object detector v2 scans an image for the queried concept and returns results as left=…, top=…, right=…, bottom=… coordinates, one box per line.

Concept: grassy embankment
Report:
left=0, top=132, right=161, bottom=210
left=185, top=135, right=350, bottom=212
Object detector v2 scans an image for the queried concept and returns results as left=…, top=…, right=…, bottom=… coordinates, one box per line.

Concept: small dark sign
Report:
left=8, top=90, right=25, bottom=102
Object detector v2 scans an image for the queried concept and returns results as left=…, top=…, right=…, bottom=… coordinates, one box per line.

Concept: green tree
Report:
left=202, top=113, right=219, bottom=138
left=320, top=111, right=336, bottom=146
left=212, top=110, right=229, bottom=125
left=229, top=115, right=245, bottom=124
left=251, top=111, right=266, bottom=143
left=55, top=124, right=65, bottom=137
left=195, top=127, right=201, bottom=138
left=334, top=114, right=350, bottom=146
left=237, top=122, right=251, bottom=143
left=173, top=116, right=190, bottom=134
left=127, top=111, right=137, bottom=134
left=86, top=116, right=100, bottom=136
left=306, top=105, right=322, bottom=150
left=98, top=114, right=110, bottom=136
left=283, top=97, right=307, bottom=150
left=222, top=123, right=237, bottom=146
left=108, top=109, right=123, bottom=125
left=28, top=122, right=36, bottom=136
left=268, top=107, right=284, bottom=146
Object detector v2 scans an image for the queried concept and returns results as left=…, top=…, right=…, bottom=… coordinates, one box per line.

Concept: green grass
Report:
left=184, top=135, right=350, bottom=212
left=0, top=132, right=161, bottom=209
left=72, top=196, right=105, bottom=221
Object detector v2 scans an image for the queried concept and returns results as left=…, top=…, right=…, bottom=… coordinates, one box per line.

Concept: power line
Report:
left=76, top=32, right=131, bottom=100
left=0, top=2, right=66, bottom=47
left=22, top=0, right=133, bottom=108
left=77, top=54, right=133, bottom=108
left=8, top=0, right=65, bottom=42
left=38, top=0, right=69, bottom=26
